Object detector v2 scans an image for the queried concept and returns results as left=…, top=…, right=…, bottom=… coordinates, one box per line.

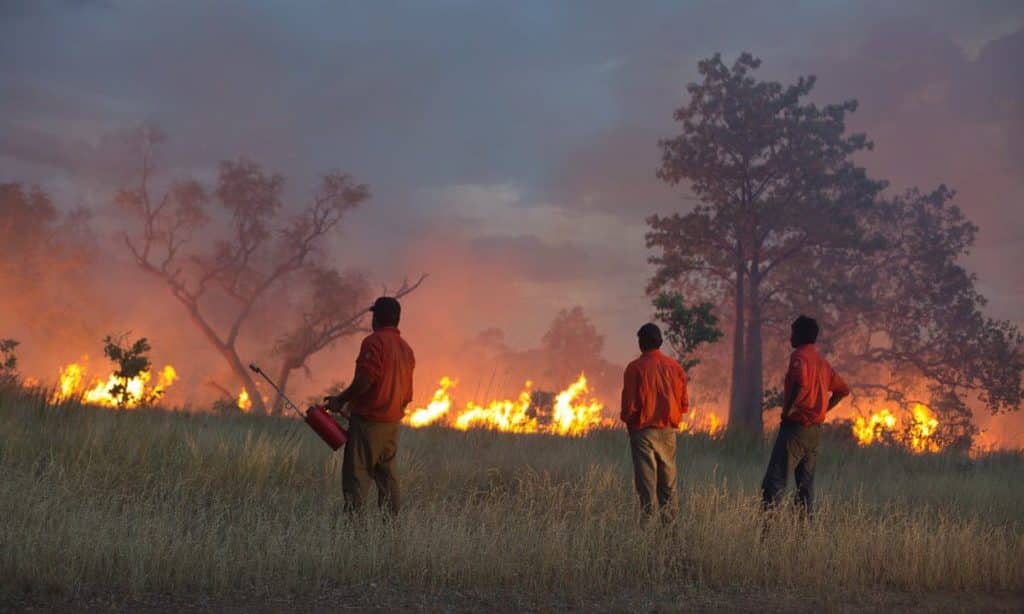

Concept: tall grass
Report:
left=1, top=389, right=1022, bottom=606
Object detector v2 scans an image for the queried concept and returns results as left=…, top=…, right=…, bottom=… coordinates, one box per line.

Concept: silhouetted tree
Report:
left=818, top=186, right=1024, bottom=445
left=649, top=53, right=1023, bottom=436
left=650, top=53, right=881, bottom=431
left=0, top=183, right=98, bottom=342
left=537, top=306, right=621, bottom=398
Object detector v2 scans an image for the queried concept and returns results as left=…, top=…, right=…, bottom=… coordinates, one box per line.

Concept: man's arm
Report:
left=620, top=365, right=639, bottom=426
left=781, top=385, right=801, bottom=419
left=782, top=353, right=806, bottom=419
left=826, top=389, right=849, bottom=412
left=326, top=372, right=373, bottom=413
left=826, top=370, right=851, bottom=413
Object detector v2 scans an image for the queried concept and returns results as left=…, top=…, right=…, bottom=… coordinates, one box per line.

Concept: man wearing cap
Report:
left=620, top=323, right=689, bottom=522
left=325, top=296, right=415, bottom=515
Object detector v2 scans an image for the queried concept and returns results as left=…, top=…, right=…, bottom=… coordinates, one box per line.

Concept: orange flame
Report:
left=50, top=361, right=177, bottom=409
left=678, top=409, right=725, bottom=436
left=237, top=388, right=252, bottom=412
left=405, top=373, right=614, bottom=436
left=851, top=408, right=898, bottom=446
left=405, top=376, right=455, bottom=427
left=551, top=374, right=607, bottom=436
left=851, top=403, right=943, bottom=453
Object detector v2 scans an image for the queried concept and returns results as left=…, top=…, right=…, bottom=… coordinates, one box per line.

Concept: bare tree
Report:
left=119, top=126, right=424, bottom=413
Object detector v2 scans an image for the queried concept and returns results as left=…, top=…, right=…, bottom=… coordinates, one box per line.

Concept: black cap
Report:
left=370, top=296, right=401, bottom=324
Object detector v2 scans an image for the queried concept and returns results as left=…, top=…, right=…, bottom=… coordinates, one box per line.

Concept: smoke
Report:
left=1, top=2, right=1021, bottom=440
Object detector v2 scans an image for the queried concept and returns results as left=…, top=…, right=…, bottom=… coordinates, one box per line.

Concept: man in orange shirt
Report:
left=326, top=296, right=415, bottom=515
left=621, top=323, right=689, bottom=522
left=761, top=315, right=850, bottom=517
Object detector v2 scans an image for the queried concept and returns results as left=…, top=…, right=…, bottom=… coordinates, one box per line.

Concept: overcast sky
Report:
left=2, top=1, right=1022, bottom=397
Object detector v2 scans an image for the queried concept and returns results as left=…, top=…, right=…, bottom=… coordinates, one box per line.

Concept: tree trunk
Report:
left=271, top=363, right=294, bottom=416
left=226, top=349, right=267, bottom=415
left=177, top=295, right=268, bottom=414
left=743, top=270, right=764, bottom=433
left=727, top=263, right=747, bottom=430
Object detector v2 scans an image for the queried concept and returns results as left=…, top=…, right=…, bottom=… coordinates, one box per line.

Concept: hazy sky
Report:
left=2, top=1, right=1022, bottom=396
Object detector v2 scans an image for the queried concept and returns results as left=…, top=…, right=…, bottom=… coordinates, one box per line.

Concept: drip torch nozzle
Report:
left=249, top=363, right=262, bottom=374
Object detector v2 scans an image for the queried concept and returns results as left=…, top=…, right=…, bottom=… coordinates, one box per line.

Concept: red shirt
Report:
left=620, top=349, right=689, bottom=431
left=784, top=344, right=850, bottom=425
left=349, top=327, right=415, bottom=423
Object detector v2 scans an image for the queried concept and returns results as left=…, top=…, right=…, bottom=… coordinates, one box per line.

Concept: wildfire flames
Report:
left=50, top=360, right=178, bottom=409
left=406, top=373, right=725, bottom=437
left=406, top=376, right=455, bottom=427
left=851, top=403, right=943, bottom=453
left=679, top=411, right=724, bottom=436
left=237, top=388, right=252, bottom=412
left=406, top=373, right=614, bottom=436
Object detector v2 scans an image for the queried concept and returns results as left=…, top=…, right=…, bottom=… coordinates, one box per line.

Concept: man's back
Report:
left=621, top=349, right=688, bottom=430
left=785, top=344, right=848, bottom=425
left=350, top=327, right=415, bottom=422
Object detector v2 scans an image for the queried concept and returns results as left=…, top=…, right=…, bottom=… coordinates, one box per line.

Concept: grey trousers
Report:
left=761, top=421, right=820, bottom=516
left=629, top=428, right=678, bottom=522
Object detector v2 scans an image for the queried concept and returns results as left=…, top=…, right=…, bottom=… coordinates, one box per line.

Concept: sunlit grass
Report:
left=1, top=388, right=1021, bottom=606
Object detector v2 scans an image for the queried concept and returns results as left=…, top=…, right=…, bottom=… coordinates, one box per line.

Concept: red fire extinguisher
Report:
left=249, top=363, right=348, bottom=450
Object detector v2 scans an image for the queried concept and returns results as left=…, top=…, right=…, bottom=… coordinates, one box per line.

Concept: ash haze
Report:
left=1, top=2, right=1022, bottom=440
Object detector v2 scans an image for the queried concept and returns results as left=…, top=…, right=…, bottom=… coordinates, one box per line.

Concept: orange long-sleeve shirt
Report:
left=784, top=343, right=850, bottom=426
left=620, top=349, right=689, bottom=431
left=348, top=327, right=416, bottom=423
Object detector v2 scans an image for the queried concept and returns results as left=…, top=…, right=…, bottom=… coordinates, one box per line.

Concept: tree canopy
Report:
left=119, top=125, right=423, bottom=414
left=649, top=53, right=1023, bottom=439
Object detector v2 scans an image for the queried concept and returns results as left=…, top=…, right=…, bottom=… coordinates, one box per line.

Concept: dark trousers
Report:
left=761, top=421, right=820, bottom=516
left=629, top=428, right=678, bottom=522
left=342, top=415, right=401, bottom=515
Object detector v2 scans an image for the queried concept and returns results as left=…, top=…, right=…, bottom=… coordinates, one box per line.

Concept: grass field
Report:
left=2, top=389, right=1022, bottom=612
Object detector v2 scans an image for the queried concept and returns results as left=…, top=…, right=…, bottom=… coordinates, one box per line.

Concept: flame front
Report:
left=851, top=403, right=943, bottom=453
left=50, top=361, right=177, bottom=409
left=405, top=373, right=615, bottom=436
left=405, top=376, right=455, bottom=427
left=678, top=409, right=724, bottom=436
left=908, top=404, right=941, bottom=453
left=852, top=408, right=898, bottom=446
left=454, top=384, right=538, bottom=433
left=551, top=374, right=606, bottom=436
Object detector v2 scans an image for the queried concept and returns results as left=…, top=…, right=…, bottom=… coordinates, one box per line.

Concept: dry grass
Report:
left=1, top=389, right=1022, bottom=610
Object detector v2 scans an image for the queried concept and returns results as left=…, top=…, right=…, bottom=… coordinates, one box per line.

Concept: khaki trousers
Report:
left=342, top=415, right=401, bottom=515
left=628, top=428, right=678, bottom=522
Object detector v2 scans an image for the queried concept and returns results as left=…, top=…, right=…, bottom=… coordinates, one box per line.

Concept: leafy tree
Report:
left=652, top=293, right=723, bottom=371
left=119, top=126, right=424, bottom=414
left=820, top=187, right=1024, bottom=445
left=649, top=53, right=1023, bottom=436
left=650, top=52, right=882, bottom=431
